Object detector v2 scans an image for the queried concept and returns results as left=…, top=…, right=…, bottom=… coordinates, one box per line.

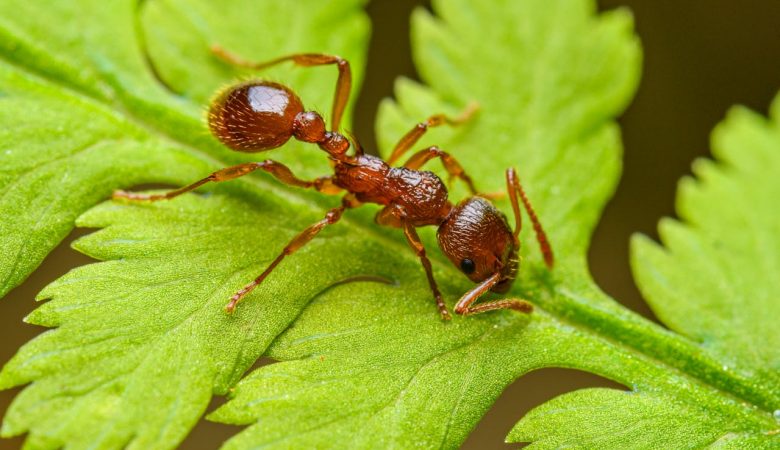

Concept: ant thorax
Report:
left=333, top=154, right=451, bottom=226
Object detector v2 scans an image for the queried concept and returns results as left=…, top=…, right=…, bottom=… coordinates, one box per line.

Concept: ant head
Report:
left=437, top=197, right=518, bottom=292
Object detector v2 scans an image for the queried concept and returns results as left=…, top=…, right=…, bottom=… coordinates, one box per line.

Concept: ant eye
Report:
left=460, top=258, right=476, bottom=274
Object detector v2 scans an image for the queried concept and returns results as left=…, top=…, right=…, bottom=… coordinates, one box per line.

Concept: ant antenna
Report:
left=506, top=168, right=554, bottom=268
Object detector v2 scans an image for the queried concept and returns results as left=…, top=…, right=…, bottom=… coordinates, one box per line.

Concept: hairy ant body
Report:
left=115, top=48, right=554, bottom=320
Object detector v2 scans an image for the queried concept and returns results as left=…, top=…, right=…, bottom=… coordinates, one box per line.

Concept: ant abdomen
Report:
left=208, top=81, right=306, bottom=152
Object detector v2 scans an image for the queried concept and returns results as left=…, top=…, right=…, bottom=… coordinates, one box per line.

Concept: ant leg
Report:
left=402, top=146, right=478, bottom=194
left=386, top=102, right=479, bottom=166
left=401, top=217, right=452, bottom=321
left=211, top=46, right=351, bottom=131
left=375, top=205, right=403, bottom=228
left=506, top=168, right=554, bottom=268
left=226, top=195, right=358, bottom=312
left=453, top=273, right=533, bottom=316
left=113, top=160, right=341, bottom=201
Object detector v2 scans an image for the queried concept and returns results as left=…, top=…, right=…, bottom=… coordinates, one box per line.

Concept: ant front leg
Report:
left=386, top=102, right=479, bottom=166
left=226, top=194, right=359, bottom=312
left=113, top=160, right=341, bottom=201
left=454, top=273, right=533, bottom=316
left=211, top=46, right=351, bottom=131
left=395, top=211, right=451, bottom=321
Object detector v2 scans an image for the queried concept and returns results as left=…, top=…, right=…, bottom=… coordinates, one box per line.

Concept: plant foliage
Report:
left=0, top=0, right=777, bottom=449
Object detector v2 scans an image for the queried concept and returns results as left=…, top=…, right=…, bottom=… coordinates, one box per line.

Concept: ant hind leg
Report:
left=225, top=194, right=358, bottom=312
left=210, top=46, right=351, bottom=131
left=113, top=160, right=341, bottom=202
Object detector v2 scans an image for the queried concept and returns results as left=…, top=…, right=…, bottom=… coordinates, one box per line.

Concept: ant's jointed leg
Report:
left=113, top=160, right=341, bottom=201
left=453, top=273, right=533, bottom=316
left=400, top=217, right=451, bottom=321
left=226, top=194, right=359, bottom=312
left=211, top=46, right=351, bottom=131
left=386, top=102, right=479, bottom=165
left=402, top=146, right=478, bottom=194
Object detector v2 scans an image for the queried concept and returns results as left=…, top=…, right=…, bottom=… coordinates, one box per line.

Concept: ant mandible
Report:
left=114, top=47, right=554, bottom=321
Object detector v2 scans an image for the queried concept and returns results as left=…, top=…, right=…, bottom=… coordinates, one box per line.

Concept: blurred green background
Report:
left=2, top=1, right=779, bottom=449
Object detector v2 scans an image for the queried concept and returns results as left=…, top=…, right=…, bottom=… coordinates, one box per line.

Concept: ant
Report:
left=114, top=48, right=554, bottom=321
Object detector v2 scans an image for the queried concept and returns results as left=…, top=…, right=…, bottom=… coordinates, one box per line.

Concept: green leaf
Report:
left=631, top=100, right=780, bottom=373
left=207, top=1, right=778, bottom=448
left=508, top=96, right=780, bottom=448
left=2, top=0, right=779, bottom=449
left=1, top=192, right=392, bottom=449
left=508, top=388, right=742, bottom=449
left=0, top=0, right=369, bottom=448
left=0, top=0, right=368, bottom=298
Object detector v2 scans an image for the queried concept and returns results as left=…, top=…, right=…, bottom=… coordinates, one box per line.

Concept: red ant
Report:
left=114, top=48, right=554, bottom=320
